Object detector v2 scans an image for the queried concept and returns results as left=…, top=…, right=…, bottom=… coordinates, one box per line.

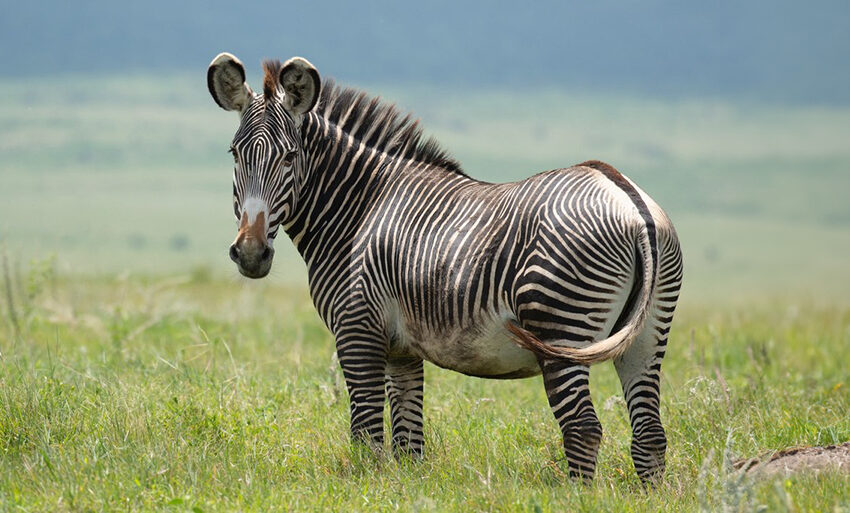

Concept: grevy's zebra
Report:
left=208, top=53, right=683, bottom=483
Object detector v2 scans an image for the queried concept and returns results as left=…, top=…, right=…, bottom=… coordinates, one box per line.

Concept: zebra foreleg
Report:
left=539, top=358, right=603, bottom=482
left=336, top=332, right=388, bottom=451
left=386, top=357, right=425, bottom=458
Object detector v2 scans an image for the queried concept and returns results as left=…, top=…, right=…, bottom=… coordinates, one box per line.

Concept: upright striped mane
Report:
left=261, top=60, right=461, bottom=174
left=314, top=79, right=465, bottom=175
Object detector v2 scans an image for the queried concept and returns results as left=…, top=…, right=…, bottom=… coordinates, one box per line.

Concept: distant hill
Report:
left=2, top=0, right=849, bottom=104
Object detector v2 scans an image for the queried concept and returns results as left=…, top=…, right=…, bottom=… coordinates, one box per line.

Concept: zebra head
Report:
left=207, top=53, right=320, bottom=278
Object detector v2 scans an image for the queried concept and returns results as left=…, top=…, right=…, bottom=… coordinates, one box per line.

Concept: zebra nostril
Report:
left=229, top=244, right=240, bottom=263
left=261, top=246, right=273, bottom=262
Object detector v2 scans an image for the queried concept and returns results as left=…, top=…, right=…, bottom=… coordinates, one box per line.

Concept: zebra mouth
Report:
left=237, top=262, right=272, bottom=279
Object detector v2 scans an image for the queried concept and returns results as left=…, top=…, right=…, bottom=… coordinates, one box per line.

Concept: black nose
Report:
left=229, top=240, right=274, bottom=278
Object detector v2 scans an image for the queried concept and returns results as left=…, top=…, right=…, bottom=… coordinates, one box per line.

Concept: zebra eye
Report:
left=283, top=150, right=297, bottom=167
left=228, top=147, right=237, bottom=162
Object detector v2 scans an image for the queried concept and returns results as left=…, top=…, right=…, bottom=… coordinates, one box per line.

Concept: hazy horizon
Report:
left=2, top=1, right=850, bottom=104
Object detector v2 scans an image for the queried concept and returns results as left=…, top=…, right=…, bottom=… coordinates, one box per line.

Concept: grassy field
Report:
left=1, top=74, right=849, bottom=510
left=1, top=271, right=848, bottom=511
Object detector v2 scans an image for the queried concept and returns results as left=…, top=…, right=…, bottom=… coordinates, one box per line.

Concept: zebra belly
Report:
left=389, top=311, right=541, bottom=379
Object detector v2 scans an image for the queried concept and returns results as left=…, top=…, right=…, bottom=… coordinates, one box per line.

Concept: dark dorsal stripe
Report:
left=579, top=159, right=658, bottom=290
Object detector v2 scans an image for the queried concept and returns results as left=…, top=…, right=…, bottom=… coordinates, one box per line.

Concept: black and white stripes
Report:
left=208, top=54, right=683, bottom=483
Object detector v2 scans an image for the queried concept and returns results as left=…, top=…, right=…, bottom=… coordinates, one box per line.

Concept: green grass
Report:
left=1, top=269, right=848, bottom=511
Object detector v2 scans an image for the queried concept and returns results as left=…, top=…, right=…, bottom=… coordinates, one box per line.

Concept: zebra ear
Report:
left=279, top=57, right=320, bottom=120
left=208, top=53, right=253, bottom=112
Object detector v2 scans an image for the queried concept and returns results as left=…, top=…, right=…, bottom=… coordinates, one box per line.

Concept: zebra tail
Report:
left=507, top=222, right=658, bottom=366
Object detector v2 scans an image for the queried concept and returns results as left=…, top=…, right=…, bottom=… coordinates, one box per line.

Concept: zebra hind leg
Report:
left=613, top=308, right=675, bottom=484
left=386, top=357, right=425, bottom=458
left=539, top=358, right=603, bottom=482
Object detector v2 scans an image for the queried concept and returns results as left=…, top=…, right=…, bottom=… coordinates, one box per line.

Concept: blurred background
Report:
left=1, top=0, right=849, bottom=306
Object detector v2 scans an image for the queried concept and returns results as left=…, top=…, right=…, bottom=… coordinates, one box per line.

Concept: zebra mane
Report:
left=262, top=59, right=283, bottom=100
left=313, top=78, right=465, bottom=175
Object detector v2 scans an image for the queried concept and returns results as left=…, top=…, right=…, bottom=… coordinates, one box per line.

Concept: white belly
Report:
left=388, top=308, right=541, bottom=379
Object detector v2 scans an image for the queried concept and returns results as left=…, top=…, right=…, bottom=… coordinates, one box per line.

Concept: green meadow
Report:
left=1, top=74, right=849, bottom=511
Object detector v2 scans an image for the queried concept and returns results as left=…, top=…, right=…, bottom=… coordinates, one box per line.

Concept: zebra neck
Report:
left=282, top=116, right=393, bottom=269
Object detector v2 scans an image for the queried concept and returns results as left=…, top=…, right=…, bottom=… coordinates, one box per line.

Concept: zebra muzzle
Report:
left=230, top=211, right=274, bottom=278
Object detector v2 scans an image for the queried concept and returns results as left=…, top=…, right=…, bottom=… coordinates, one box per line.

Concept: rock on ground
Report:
left=734, top=442, right=850, bottom=477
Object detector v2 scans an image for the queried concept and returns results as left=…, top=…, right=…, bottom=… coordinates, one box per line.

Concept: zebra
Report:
left=207, top=52, right=683, bottom=483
